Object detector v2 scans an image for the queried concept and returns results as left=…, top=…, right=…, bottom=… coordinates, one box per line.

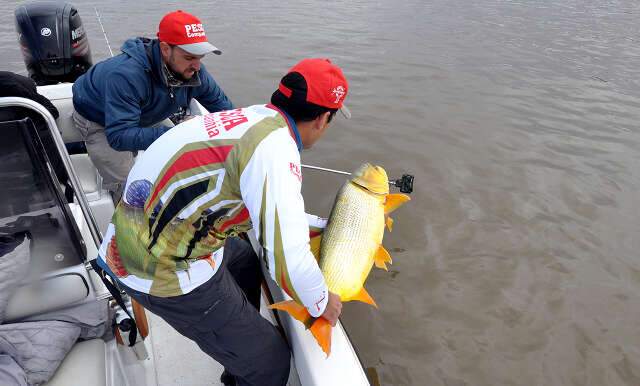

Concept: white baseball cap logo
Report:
left=184, top=23, right=205, bottom=38
left=40, top=27, right=52, bottom=37
left=332, top=85, right=346, bottom=104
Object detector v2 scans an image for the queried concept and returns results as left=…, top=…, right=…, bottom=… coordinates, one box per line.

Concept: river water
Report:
left=2, top=1, right=639, bottom=385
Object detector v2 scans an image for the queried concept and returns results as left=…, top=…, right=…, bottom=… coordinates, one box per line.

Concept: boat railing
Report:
left=0, top=96, right=103, bottom=251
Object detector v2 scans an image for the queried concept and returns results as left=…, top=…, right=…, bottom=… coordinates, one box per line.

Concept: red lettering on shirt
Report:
left=222, top=116, right=248, bottom=131
left=219, top=109, right=248, bottom=131
left=314, top=292, right=326, bottom=312
left=203, top=113, right=220, bottom=138
left=289, top=162, right=302, bottom=182
left=203, top=109, right=247, bottom=138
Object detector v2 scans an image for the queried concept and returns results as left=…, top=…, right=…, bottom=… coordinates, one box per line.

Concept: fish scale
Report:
left=320, top=181, right=385, bottom=300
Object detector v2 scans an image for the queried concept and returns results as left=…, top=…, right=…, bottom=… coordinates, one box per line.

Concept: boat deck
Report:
left=146, top=311, right=225, bottom=385
left=145, top=292, right=296, bottom=386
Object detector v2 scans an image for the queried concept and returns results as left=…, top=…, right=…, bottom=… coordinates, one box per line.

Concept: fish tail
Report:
left=268, top=300, right=312, bottom=325
left=268, top=300, right=333, bottom=356
left=309, top=317, right=332, bottom=357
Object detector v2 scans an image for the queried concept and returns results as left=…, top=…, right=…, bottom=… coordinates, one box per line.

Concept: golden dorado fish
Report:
left=269, top=163, right=410, bottom=356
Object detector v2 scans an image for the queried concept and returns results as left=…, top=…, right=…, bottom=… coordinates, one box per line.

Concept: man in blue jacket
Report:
left=72, top=10, right=233, bottom=199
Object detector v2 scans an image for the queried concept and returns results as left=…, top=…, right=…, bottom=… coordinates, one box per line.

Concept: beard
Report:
left=167, top=52, right=197, bottom=81
left=168, top=63, right=194, bottom=81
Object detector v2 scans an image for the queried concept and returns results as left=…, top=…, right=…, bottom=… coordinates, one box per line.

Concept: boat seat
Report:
left=4, top=273, right=90, bottom=323
left=51, top=96, right=82, bottom=143
left=44, top=339, right=107, bottom=386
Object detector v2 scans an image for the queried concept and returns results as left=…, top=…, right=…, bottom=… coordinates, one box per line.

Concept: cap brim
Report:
left=339, top=104, right=351, bottom=119
left=178, top=42, right=222, bottom=56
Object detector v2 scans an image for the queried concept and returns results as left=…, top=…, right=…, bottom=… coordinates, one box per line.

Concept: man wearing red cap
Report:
left=94, top=58, right=350, bottom=385
left=72, top=10, right=233, bottom=200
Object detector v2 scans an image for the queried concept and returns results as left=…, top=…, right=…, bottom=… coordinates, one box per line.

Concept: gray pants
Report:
left=72, top=111, right=134, bottom=195
left=120, top=238, right=291, bottom=386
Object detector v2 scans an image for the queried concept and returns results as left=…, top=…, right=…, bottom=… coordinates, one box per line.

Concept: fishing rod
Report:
left=301, top=164, right=414, bottom=194
left=94, top=7, right=114, bottom=57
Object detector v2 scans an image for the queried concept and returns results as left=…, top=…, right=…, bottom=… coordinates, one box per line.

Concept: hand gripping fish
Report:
left=269, top=163, right=410, bottom=356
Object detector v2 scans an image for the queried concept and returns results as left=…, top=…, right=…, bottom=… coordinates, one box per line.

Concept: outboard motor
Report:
left=15, top=1, right=92, bottom=85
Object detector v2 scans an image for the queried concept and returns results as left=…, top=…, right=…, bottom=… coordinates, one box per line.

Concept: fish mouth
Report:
left=350, top=163, right=389, bottom=194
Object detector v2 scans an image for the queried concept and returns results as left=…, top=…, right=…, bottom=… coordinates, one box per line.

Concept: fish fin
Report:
left=384, top=193, right=411, bottom=214
left=374, top=259, right=388, bottom=271
left=268, top=300, right=312, bottom=325
left=309, top=234, right=322, bottom=262
left=374, top=245, right=392, bottom=270
left=349, top=287, right=378, bottom=308
left=271, top=301, right=332, bottom=355
left=385, top=216, right=394, bottom=232
left=310, top=318, right=332, bottom=357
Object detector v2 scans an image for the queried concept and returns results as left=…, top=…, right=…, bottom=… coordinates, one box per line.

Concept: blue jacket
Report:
left=72, top=38, right=233, bottom=151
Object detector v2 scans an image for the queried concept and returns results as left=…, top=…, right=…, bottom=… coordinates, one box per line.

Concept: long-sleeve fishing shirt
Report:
left=96, top=104, right=328, bottom=317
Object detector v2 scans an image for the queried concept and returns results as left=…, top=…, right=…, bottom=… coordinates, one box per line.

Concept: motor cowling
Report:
left=15, top=1, right=92, bottom=85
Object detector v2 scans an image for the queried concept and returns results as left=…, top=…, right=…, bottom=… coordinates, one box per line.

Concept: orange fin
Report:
left=309, top=234, right=322, bottom=262
left=310, top=318, right=332, bottom=357
left=270, top=301, right=333, bottom=356
left=349, top=287, right=378, bottom=308
left=384, top=193, right=410, bottom=214
left=268, top=300, right=312, bottom=326
left=374, top=245, right=392, bottom=271
left=385, top=216, right=394, bottom=232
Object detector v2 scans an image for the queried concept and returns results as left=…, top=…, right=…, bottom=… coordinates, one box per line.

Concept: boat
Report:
left=0, top=2, right=372, bottom=385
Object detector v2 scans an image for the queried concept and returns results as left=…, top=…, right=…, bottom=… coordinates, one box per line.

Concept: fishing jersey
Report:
left=96, top=104, right=329, bottom=317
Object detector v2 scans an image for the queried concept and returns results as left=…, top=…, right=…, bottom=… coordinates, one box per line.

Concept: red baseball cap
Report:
left=157, top=10, right=221, bottom=56
left=277, top=58, right=351, bottom=118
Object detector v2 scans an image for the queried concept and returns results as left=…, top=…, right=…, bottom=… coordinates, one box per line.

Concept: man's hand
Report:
left=321, top=291, right=342, bottom=326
